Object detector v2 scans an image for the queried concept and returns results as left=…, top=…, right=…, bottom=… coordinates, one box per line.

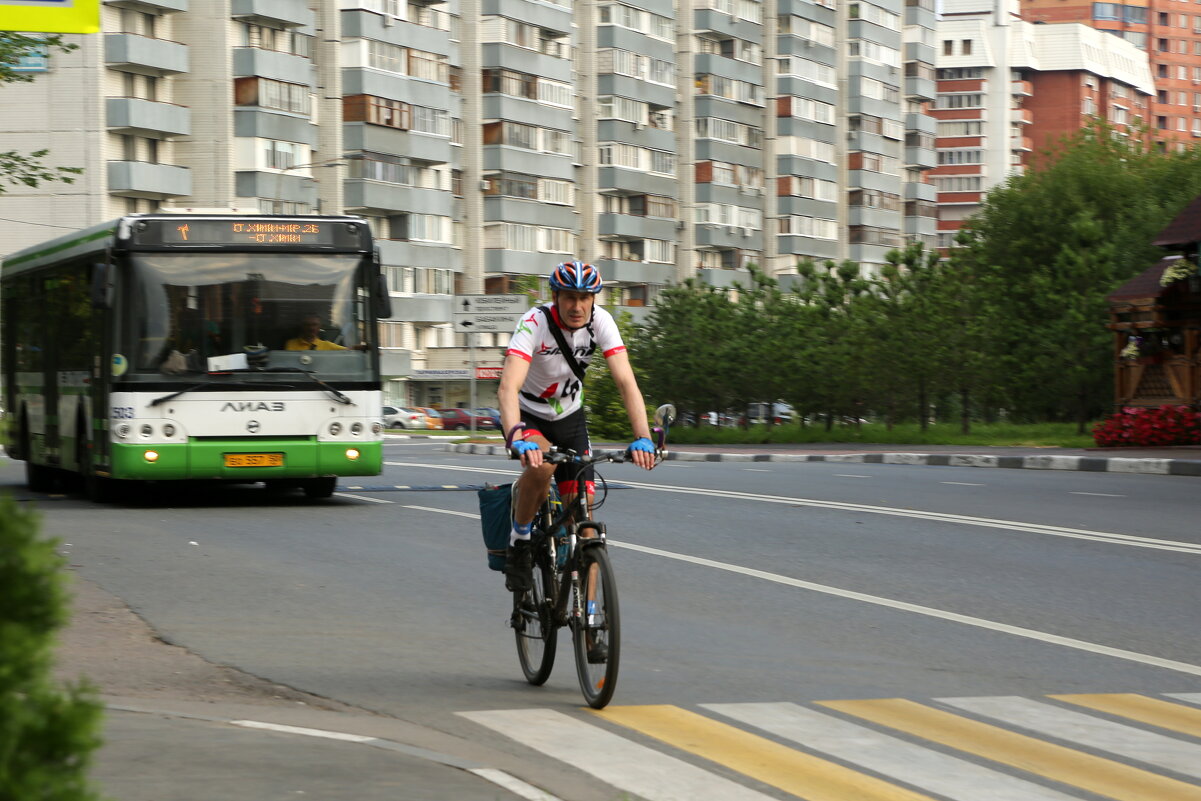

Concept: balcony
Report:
left=595, top=259, right=676, bottom=285
left=1011, top=135, right=1034, bottom=152
left=1012, top=107, right=1033, bottom=125
left=1011, top=80, right=1033, bottom=97
left=388, top=294, right=452, bottom=325
left=105, top=97, right=190, bottom=137
left=105, top=0, right=188, bottom=11
left=230, top=0, right=313, bottom=27
left=104, top=33, right=188, bottom=75
left=107, top=160, right=191, bottom=197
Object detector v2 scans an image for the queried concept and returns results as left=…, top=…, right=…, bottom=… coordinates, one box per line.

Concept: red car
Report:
left=438, top=408, right=496, bottom=430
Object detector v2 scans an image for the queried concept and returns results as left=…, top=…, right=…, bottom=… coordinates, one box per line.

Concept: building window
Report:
left=961, top=39, right=972, bottom=55
left=943, top=39, right=953, bottom=56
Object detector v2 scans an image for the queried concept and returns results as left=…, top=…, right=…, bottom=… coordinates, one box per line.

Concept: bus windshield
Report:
left=120, top=252, right=372, bottom=383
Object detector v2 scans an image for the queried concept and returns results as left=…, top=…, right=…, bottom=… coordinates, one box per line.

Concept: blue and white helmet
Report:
left=549, top=260, right=602, bottom=294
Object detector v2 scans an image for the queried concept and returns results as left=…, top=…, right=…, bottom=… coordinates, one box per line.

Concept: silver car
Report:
left=382, top=406, right=429, bottom=429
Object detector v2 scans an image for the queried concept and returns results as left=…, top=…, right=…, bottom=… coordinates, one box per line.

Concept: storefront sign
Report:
left=412, top=369, right=469, bottom=380
left=1, top=0, right=101, bottom=34
left=475, top=367, right=503, bottom=380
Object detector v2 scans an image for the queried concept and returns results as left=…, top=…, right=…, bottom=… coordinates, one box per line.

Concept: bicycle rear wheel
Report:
left=572, top=544, right=620, bottom=709
left=513, top=537, right=558, bottom=685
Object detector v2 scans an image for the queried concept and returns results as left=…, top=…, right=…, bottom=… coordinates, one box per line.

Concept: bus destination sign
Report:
left=133, top=219, right=361, bottom=248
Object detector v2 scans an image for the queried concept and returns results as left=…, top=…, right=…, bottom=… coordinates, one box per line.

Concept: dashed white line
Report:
left=743, top=468, right=772, bottom=472
left=469, top=768, right=564, bottom=801
left=942, top=481, right=985, bottom=486
left=836, top=474, right=872, bottom=478
left=232, top=720, right=376, bottom=742
left=402, top=504, right=480, bottom=519
left=1070, top=492, right=1126, bottom=498
left=334, top=492, right=394, bottom=504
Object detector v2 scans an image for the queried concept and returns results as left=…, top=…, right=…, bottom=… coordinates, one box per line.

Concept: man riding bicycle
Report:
left=497, top=260, right=657, bottom=594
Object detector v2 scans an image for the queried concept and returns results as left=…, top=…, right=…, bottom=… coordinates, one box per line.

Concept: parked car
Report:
left=474, top=407, right=502, bottom=429
left=439, top=408, right=497, bottom=430
left=381, top=406, right=427, bottom=429
left=413, top=407, right=444, bottom=430
left=745, top=402, right=794, bottom=425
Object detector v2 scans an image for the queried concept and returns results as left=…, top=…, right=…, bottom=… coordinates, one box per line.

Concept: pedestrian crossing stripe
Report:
left=819, top=697, right=1201, bottom=801
left=460, top=693, right=1201, bottom=801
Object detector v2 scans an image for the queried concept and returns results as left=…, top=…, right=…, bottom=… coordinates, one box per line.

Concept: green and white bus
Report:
left=2, top=213, right=392, bottom=500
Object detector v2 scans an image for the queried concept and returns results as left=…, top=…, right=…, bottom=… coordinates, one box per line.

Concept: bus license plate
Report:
left=224, top=453, right=284, bottom=468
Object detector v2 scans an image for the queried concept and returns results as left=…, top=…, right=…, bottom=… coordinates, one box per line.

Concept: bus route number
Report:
left=113, top=407, right=134, bottom=419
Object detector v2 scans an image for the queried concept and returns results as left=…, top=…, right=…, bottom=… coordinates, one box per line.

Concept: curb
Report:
left=445, top=443, right=1201, bottom=477
left=105, top=702, right=560, bottom=801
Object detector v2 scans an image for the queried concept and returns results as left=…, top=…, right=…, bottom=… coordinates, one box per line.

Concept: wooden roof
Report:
left=1107, top=258, right=1171, bottom=303
left=1152, top=195, right=1201, bottom=247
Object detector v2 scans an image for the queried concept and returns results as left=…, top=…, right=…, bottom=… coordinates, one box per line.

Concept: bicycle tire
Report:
left=572, top=544, right=620, bottom=709
left=513, top=536, right=558, bottom=685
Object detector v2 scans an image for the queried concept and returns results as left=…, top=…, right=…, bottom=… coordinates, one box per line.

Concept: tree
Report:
left=0, top=33, right=82, bottom=192
left=952, top=120, right=1201, bottom=423
left=583, top=310, right=648, bottom=440
left=0, top=496, right=104, bottom=800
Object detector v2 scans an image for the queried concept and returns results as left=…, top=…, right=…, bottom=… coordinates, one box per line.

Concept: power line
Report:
left=0, top=217, right=79, bottom=229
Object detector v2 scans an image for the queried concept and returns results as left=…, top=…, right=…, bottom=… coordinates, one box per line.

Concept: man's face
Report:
left=555, top=290, right=594, bottom=328
left=302, top=317, right=323, bottom=339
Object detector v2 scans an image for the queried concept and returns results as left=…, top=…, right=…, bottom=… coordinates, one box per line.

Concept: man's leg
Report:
left=505, top=433, right=553, bottom=593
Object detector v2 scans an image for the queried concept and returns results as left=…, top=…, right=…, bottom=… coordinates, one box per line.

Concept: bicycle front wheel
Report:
left=572, top=544, right=620, bottom=709
left=513, top=546, right=557, bottom=685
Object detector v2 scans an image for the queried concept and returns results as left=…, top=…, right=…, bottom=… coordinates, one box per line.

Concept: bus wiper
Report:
left=255, top=367, right=355, bottom=406
left=148, top=380, right=298, bottom=407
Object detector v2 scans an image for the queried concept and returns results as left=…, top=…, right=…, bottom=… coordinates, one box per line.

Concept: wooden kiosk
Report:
left=1107, top=199, right=1201, bottom=408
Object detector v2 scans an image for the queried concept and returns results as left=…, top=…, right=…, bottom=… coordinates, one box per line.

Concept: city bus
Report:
left=1, top=213, right=392, bottom=501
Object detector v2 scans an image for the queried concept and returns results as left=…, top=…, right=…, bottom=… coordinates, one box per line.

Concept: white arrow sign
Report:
left=453, top=312, right=524, bottom=333
left=455, top=294, right=527, bottom=314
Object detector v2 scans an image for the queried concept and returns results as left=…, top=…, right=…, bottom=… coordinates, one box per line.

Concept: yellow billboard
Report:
left=1, top=0, right=100, bottom=34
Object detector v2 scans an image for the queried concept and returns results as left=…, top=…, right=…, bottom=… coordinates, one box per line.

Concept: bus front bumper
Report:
left=108, top=439, right=383, bottom=481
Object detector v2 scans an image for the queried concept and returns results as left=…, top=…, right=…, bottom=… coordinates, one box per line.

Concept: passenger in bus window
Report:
left=284, top=314, right=365, bottom=351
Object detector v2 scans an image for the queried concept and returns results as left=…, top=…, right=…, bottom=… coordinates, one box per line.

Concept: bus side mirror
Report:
left=90, top=263, right=113, bottom=308
left=376, top=272, right=392, bottom=319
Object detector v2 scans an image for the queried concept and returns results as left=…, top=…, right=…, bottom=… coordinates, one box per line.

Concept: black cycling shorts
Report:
left=520, top=407, right=594, bottom=496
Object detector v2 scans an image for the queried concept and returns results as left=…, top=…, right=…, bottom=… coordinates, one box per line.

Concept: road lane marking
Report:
left=334, top=492, right=394, bottom=504
left=459, top=708, right=778, bottom=801
left=941, top=481, right=985, bottom=486
left=819, top=698, right=1201, bottom=801
left=597, top=705, right=937, bottom=801
left=938, top=696, right=1201, bottom=779
left=402, top=504, right=479, bottom=519
left=468, top=769, right=562, bottom=801
left=743, top=468, right=771, bottom=472
left=1050, top=694, right=1201, bottom=739
left=835, top=474, right=873, bottom=478
left=608, top=540, right=1201, bottom=677
left=703, top=702, right=1080, bottom=801
left=1070, top=492, right=1126, bottom=497
left=385, top=461, right=1201, bottom=555
left=232, top=720, right=376, bottom=742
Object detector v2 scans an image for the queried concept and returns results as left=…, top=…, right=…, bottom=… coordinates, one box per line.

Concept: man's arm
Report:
left=605, top=350, right=655, bottom=469
left=498, top=352, right=545, bottom=466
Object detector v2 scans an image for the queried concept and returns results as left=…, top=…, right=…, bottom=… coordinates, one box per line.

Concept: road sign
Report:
left=1, top=0, right=101, bottom=33
left=453, top=312, right=523, bottom=333
left=453, top=294, right=526, bottom=333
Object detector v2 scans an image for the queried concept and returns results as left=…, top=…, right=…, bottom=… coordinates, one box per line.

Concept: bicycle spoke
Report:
left=573, top=545, right=620, bottom=708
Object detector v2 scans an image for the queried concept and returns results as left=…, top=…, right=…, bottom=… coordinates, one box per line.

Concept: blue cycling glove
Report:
left=511, top=440, right=541, bottom=458
left=628, top=437, right=654, bottom=454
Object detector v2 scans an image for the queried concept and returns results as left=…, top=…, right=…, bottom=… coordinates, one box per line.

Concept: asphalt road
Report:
left=9, top=438, right=1201, bottom=801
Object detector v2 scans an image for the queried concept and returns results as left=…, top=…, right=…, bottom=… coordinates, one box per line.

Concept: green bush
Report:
left=0, top=495, right=104, bottom=801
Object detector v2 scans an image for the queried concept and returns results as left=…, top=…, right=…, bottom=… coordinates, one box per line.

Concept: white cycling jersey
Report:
left=506, top=303, right=626, bottom=420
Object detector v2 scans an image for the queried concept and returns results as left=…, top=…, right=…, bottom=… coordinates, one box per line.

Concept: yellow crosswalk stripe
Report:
left=1050, top=693, right=1201, bottom=739
left=819, top=698, right=1201, bottom=801
left=595, top=705, right=937, bottom=801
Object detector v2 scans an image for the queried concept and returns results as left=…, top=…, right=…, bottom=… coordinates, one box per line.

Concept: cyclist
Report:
left=497, top=260, right=657, bottom=594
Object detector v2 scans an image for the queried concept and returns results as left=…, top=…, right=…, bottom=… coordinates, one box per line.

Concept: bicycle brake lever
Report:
left=652, top=426, right=666, bottom=450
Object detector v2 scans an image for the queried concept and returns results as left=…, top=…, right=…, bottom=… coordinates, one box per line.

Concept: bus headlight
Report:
left=345, top=448, right=360, bottom=461
left=329, top=422, right=343, bottom=435
left=117, top=424, right=131, bottom=438
left=144, top=450, right=159, bottom=462
left=350, top=422, right=363, bottom=436
left=163, top=423, right=176, bottom=437
left=371, top=422, right=382, bottom=434
left=140, top=424, right=153, bottom=438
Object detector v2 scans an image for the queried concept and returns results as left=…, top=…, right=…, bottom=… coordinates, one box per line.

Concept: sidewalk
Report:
left=447, top=440, right=1201, bottom=476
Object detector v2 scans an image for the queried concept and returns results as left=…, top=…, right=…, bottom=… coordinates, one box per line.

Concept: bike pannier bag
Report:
left=478, top=483, right=512, bottom=571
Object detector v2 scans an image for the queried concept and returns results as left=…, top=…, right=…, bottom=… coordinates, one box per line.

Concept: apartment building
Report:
left=1022, top=0, right=1201, bottom=149
left=933, top=0, right=1153, bottom=246
left=0, top=0, right=938, bottom=406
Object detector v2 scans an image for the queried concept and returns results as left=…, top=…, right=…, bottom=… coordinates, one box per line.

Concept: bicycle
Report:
left=508, top=404, right=675, bottom=709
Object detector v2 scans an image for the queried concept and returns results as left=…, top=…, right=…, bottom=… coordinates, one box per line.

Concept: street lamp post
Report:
left=272, top=157, right=345, bottom=213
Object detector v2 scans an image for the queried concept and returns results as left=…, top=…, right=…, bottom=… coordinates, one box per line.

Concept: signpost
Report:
left=453, top=295, right=527, bottom=433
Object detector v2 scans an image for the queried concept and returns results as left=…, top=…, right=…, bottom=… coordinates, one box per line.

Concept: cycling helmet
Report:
left=549, top=260, right=603, bottom=294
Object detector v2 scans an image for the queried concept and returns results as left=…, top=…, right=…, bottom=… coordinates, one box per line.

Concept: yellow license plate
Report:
left=224, top=453, right=284, bottom=468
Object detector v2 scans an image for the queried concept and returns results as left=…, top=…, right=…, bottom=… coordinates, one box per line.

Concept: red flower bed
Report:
left=1092, top=405, right=1201, bottom=447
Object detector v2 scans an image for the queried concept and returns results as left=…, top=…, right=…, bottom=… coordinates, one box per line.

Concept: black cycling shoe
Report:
left=587, top=639, right=608, bottom=664
left=504, top=539, right=532, bottom=594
